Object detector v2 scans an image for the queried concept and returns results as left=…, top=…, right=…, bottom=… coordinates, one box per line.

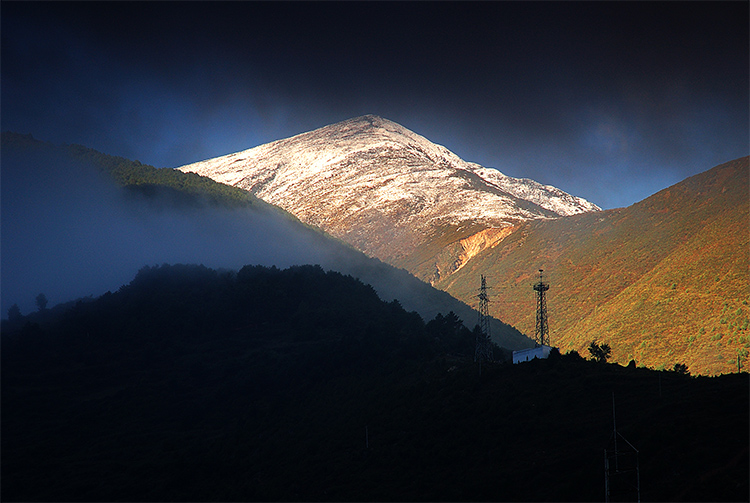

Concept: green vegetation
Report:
left=1, top=131, right=262, bottom=209
left=2, top=264, right=747, bottom=501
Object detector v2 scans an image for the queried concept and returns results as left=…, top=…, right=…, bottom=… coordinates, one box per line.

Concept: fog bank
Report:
left=1, top=149, right=335, bottom=315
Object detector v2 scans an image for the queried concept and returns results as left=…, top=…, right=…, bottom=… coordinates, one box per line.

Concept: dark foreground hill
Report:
left=2, top=264, right=747, bottom=501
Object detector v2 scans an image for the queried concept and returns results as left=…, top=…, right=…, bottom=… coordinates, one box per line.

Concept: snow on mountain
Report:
left=177, top=115, right=599, bottom=261
left=471, top=166, right=600, bottom=217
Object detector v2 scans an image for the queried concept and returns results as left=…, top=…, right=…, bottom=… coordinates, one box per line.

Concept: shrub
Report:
left=673, top=363, right=689, bottom=375
left=587, top=341, right=611, bottom=363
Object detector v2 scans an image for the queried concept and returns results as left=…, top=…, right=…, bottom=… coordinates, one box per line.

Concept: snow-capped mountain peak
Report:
left=177, top=115, right=599, bottom=263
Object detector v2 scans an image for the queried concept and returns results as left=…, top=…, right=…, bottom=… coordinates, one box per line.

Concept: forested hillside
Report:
left=1, top=131, right=527, bottom=348
left=2, top=264, right=747, bottom=501
left=2, top=131, right=263, bottom=208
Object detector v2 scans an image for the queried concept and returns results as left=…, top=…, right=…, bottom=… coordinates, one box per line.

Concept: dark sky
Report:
left=2, top=1, right=748, bottom=210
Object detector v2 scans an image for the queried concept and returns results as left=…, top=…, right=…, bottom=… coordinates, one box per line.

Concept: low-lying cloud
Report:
left=1, top=148, right=335, bottom=315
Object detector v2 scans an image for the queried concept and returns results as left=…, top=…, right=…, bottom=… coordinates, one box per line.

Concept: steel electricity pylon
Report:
left=533, top=269, right=550, bottom=347
left=475, top=275, right=493, bottom=364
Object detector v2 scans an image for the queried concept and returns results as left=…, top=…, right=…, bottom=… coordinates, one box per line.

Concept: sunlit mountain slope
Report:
left=176, top=118, right=747, bottom=374
left=438, top=157, right=749, bottom=375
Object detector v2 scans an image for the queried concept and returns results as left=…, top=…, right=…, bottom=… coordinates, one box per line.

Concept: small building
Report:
left=512, top=345, right=553, bottom=364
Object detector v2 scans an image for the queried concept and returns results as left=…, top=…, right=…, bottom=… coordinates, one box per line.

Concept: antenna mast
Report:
left=475, top=275, right=493, bottom=364
left=533, top=269, right=550, bottom=347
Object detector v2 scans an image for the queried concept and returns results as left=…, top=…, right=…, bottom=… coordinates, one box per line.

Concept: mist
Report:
left=1, top=148, right=338, bottom=316
left=0, top=141, right=529, bottom=349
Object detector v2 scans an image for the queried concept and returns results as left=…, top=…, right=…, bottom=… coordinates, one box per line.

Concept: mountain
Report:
left=436, top=157, right=750, bottom=375
left=2, top=134, right=747, bottom=502
left=177, top=115, right=599, bottom=275
left=2, top=263, right=747, bottom=502
left=1, top=131, right=527, bottom=351
left=177, top=119, right=747, bottom=375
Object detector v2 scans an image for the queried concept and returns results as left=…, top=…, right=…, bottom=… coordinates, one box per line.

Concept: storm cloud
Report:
left=2, top=2, right=747, bottom=210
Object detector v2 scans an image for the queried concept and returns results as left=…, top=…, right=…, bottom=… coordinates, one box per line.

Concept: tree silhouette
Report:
left=426, top=311, right=472, bottom=354
left=587, top=341, right=611, bottom=363
left=673, top=363, right=690, bottom=375
left=7, top=303, right=22, bottom=321
left=35, top=293, right=48, bottom=311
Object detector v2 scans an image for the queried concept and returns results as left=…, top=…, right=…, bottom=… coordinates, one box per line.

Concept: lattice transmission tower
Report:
left=533, top=269, right=550, bottom=347
left=475, top=275, right=493, bottom=363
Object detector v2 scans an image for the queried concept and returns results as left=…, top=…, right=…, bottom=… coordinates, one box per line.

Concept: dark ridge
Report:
left=2, top=263, right=747, bottom=501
